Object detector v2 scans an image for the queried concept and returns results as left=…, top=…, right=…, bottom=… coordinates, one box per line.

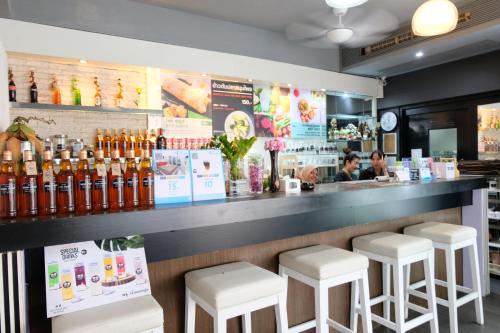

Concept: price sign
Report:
left=189, top=149, right=226, bottom=201
left=152, top=149, right=192, bottom=204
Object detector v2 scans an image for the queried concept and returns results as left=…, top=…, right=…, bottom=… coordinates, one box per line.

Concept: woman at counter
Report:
left=335, top=148, right=360, bottom=182
left=359, top=150, right=389, bottom=180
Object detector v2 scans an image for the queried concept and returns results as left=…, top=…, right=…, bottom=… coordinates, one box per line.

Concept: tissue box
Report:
left=279, top=178, right=301, bottom=193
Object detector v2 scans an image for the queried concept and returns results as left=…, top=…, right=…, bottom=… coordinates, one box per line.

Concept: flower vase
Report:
left=248, top=155, right=264, bottom=194
left=269, top=151, right=280, bottom=193
left=228, top=158, right=249, bottom=196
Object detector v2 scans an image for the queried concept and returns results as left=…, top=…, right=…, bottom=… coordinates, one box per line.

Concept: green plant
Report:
left=208, top=134, right=256, bottom=180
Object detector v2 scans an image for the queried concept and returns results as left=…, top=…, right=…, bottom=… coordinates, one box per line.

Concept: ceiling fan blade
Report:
left=342, top=34, right=391, bottom=48
left=343, top=9, right=399, bottom=36
left=300, top=35, right=340, bottom=49
left=285, top=21, right=328, bottom=41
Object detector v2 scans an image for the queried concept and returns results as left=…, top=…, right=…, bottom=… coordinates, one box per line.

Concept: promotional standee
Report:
left=44, top=235, right=151, bottom=318
left=189, top=149, right=226, bottom=201
left=152, top=149, right=193, bottom=204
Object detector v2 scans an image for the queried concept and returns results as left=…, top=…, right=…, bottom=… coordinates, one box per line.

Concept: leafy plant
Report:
left=94, top=235, right=145, bottom=252
left=208, top=134, right=256, bottom=180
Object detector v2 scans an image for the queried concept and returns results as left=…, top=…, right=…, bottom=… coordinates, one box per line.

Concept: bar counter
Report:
left=21, top=176, right=487, bottom=332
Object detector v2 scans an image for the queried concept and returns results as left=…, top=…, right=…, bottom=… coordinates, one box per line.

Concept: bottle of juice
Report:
left=71, top=77, right=81, bottom=106
left=95, top=128, right=104, bottom=151
left=149, top=129, right=157, bottom=149
left=124, top=150, right=139, bottom=209
left=74, top=150, right=92, bottom=214
left=38, top=150, right=57, bottom=215
left=108, top=150, right=124, bottom=211
left=103, top=128, right=112, bottom=158
left=139, top=150, right=154, bottom=208
left=56, top=150, right=75, bottom=214
left=17, top=150, right=38, bottom=217
left=119, top=128, right=128, bottom=158
left=143, top=129, right=152, bottom=156
left=0, top=150, right=17, bottom=218
left=111, top=128, right=120, bottom=155
left=92, top=149, right=108, bottom=212
left=128, top=129, right=136, bottom=152
left=135, top=129, right=144, bottom=158
left=156, top=128, right=166, bottom=149
left=51, top=75, right=62, bottom=105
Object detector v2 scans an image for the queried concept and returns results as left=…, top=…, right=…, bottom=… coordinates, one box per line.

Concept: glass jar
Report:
left=248, top=155, right=264, bottom=194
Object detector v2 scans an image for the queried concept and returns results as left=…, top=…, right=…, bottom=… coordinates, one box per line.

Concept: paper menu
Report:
left=189, top=149, right=226, bottom=201
left=152, top=149, right=192, bottom=204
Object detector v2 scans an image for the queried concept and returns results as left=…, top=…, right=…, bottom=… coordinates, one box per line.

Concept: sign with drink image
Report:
left=152, top=149, right=193, bottom=204
left=44, top=235, right=150, bottom=318
left=189, top=149, right=226, bottom=201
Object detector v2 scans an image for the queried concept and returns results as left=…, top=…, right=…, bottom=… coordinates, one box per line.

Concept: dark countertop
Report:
left=0, top=176, right=488, bottom=258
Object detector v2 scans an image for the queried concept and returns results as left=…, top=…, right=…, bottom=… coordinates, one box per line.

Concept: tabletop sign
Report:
left=152, top=149, right=192, bottom=204
left=44, top=235, right=151, bottom=318
left=419, top=167, right=432, bottom=180
left=445, top=162, right=456, bottom=179
left=189, top=149, right=226, bottom=201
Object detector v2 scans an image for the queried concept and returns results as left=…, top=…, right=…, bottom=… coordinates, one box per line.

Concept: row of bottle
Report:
left=0, top=148, right=154, bottom=218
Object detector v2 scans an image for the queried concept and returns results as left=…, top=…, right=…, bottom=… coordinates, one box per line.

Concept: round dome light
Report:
left=412, top=0, right=459, bottom=37
left=327, top=28, right=354, bottom=43
left=325, top=0, right=368, bottom=9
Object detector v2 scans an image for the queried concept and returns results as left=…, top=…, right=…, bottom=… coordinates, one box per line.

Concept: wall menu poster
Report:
left=189, top=149, right=226, bottom=201
left=253, top=85, right=292, bottom=138
left=152, top=149, right=192, bottom=204
left=211, top=80, right=255, bottom=139
left=44, top=236, right=150, bottom=318
left=290, top=88, right=326, bottom=138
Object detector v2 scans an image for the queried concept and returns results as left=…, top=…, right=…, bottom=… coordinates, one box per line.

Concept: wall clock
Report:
left=380, top=111, right=398, bottom=132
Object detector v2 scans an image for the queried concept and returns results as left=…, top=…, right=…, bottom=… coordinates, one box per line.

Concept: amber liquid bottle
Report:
left=143, top=129, right=153, bottom=156
left=150, top=129, right=157, bottom=149
left=0, top=151, right=17, bottom=218
left=135, top=129, right=144, bottom=158
left=112, top=128, right=120, bottom=154
left=139, top=150, right=154, bottom=208
left=92, top=150, right=108, bottom=212
left=38, top=150, right=57, bottom=215
left=103, top=128, right=112, bottom=158
left=108, top=150, right=124, bottom=211
left=17, top=150, right=38, bottom=217
left=156, top=128, right=167, bottom=149
left=95, top=128, right=104, bottom=151
left=119, top=128, right=128, bottom=158
left=128, top=129, right=136, bottom=152
left=124, top=150, right=139, bottom=209
left=56, top=150, right=75, bottom=214
left=74, top=150, right=92, bottom=214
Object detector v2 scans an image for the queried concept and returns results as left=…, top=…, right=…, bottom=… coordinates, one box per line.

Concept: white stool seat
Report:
left=404, top=222, right=477, bottom=244
left=279, top=245, right=368, bottom=280
left=52, top=295, right=163, bottom=333
left=352, top=232, right=432, bottom=258
left=185, top=261, right=285, bottom=310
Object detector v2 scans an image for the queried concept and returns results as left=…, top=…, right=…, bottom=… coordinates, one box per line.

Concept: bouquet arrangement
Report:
left=264, top=138, right=287, bottom=152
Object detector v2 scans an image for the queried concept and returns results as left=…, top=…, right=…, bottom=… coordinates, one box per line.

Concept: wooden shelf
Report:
left=489, top=263, right=500, bottom=276
left=9, top=102, right=163, bottom=115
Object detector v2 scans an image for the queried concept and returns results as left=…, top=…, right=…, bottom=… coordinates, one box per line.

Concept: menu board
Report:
left=152, top=149, right=192, bottom=204
left=189, top=149, right=226, bottom=201
left=290, top=88, right=326, bottom=138
left=253, top=85, right=292, bottom=138
left=211, top=80, right=254, bottom=139
left=44, top=236, right=150, bottom=318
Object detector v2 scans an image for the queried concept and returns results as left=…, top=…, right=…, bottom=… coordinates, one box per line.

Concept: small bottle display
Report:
left=156, top=128, right=167, bottom=149
left=88, top=262, right=102, bottom=296
left=103, top=253, right=114, bottom=280
left=61, top=268, right=74, bottom=301
left=139, top=150, right=154, bottom=208
left=115, top=78, right=124, bottom=107
left=47, top=261, right=60, bottom=290
left=92, top=149, right=108, bottom=212
left=95, top=128, right=104, bottom=150
left=124, top=150, right=139, bottom=209
left=71, top=77, right=82, bottom=106
left=112, top=128, right=120, bottom=154
left=51, top=75, right=62, bottom=105
left=0, top=150, right=17, bottom=218
left=56, top=150, right=75, bottom=214
left=38, top=150, right=57, bottom=215
left=74, top=150, right=92, bottom=213
left=108, top=150, right=124, bottom=211
left=103, top=128, right=112, bottom=158
left=94, top=76, right=102, bottom=107
left=8, top=68, right=16, bottom=102
left=116, top=252, right=126, bottom=278
left=17, top=150, right=38, bottom=217
left=29, top=69, right=38, bottom=103
left=119, top=128, right=128, bottom=157
left=74, top=262, right=87, bottom=291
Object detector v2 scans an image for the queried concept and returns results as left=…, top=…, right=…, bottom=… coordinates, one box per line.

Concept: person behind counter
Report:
left=359, top=150, right=389, bottom=180
left=335, top=148, right=360, bottom=182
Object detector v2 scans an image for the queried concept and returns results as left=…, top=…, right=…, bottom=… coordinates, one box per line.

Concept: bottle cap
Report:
left=43, top=150, right=53, bottom=161
left=126, top=150, right=135, bottom=159
left=78, top=150, right=87, bottom=160
left=23, top=150, right=33, bottom=161
left=2, top=150, right=12, bottom=161
left=111, top=150, right=120, bottom=159
left=95, top=149, right=104, bottom=159
left=61, top=150, right=70, bottom=159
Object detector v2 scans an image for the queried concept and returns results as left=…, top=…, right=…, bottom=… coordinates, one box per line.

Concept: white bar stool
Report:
left=352, top=232, right=438, bottom=333
left=279, top=245, right=372, bottom=333
left=404, top=222, right=484, bottom=333
left=52, top=295, right=164, bottom=333
left=184, top=261, right=288, bottom=333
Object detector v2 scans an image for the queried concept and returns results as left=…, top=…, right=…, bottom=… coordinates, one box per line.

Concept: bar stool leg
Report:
left=242, top=313, right=252, bottom=333
left=393, top=263, right=405, bottom=333
left=382, top=263, right=391, bottom=321
left=314, top=283, right=329, bottom=333
left=469, top=242, right=484, bottom=325
left=214, top=314, right=227, bottom=333
left=275, top=292, right=288, bottom=333
left=359, top=269, right=373, bottom=333
left=423, top=252, right=438, bottom=333
left=403, top=264, right=411, bottom=320
left=445, top=247, right=458, bottom=333
left=185, top=289, right=196, bottom=333
left=350, top=279, right=359, bottom=333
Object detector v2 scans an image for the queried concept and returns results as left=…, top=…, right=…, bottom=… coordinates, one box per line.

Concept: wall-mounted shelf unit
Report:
left=9, top=102, right=163, bottom=115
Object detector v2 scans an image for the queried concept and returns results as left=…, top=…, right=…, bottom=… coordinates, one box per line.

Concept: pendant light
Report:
left=412, top=0, right=459, bottom=37
left=325, top=0, right=368, bottom=9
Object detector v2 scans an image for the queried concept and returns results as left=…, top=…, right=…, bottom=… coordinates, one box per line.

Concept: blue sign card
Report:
left=189, top=149, right=227, bottom=201
left=152, top=149, right=193, bottom=204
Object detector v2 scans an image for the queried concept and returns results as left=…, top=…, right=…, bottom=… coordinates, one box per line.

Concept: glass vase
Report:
left=269, top=151, right=280, bottom=193
left=248, top=155, right=264, bottom=194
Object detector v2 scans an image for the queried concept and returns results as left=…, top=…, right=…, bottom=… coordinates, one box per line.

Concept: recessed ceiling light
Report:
left=287, top=83, right=292, bottom=87
left=79, top=59, right=87, bottom=64
left=321, top=88, right=326, bottom=92
left=416, top=51, right=424, bottom=58
left=248, top=79, right=253, bottom=83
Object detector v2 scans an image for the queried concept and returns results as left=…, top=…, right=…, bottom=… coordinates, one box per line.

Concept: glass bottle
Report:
left=51, top=75, right=62, bottom=105
left=128, top=129, right=136, bottom=152
left=115, top=78, right=124, bottom=107
left=29, top=69, right=38, bottom=103
left=38, top=150, right=57, bottom=215
left=108, top=149, right=124, bottom=211
left=56, top=150, right=75, bottom=214
left=119, top=128, right=128, bottom=158
left=94, top=76, right=102, bottom=107
left=8, top=68, right=16, bottom=102
left=0, top=151, right=17, bottom=218
left=17, top=150, right=38, bottom=217
left=74, top=150, right=92, bottom=213
left=92, top=149, right=108, bottom=212
left=111, top=128, right=120, bottom=154
left=149, top=129, right=157, bottom=148
left=95, top=128, right=104, bottom=151
left=156, top=128, right=166, bottom=149
left=135, top=129, right=144, bottom=158
left=139, top=150, right=154, bottom=208
left=103, top=128, right=112, bottom=158
left=123, top=150, right=139, bottom=209
left=71, top=77, right=82, bottom=106
left=143, top=129, right=153, bottom=156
